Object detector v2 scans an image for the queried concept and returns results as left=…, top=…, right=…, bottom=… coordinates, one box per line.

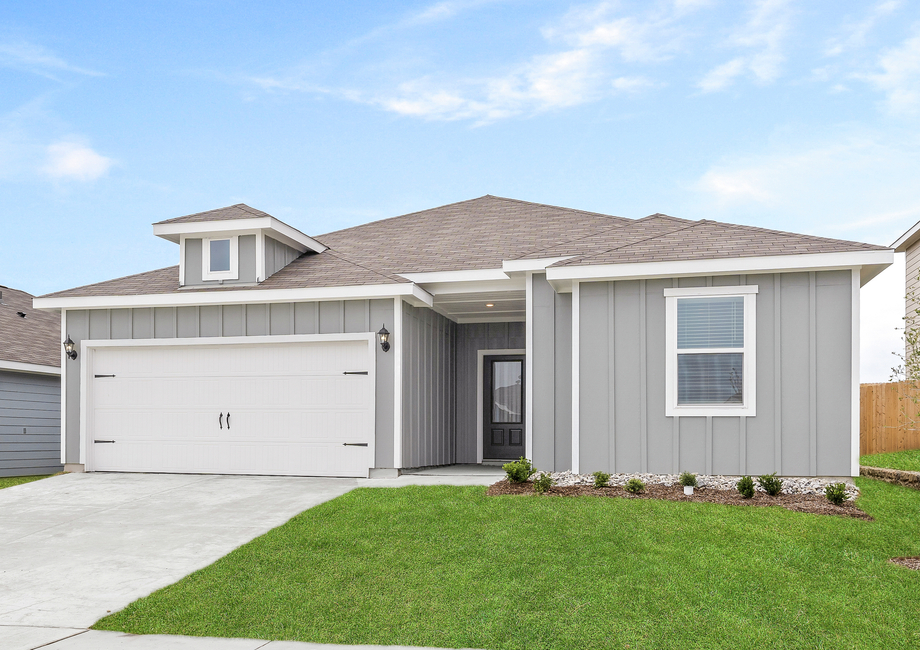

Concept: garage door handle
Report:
left=343, top=442, right=368, bottom=447
left=94, top=440, right=115, bottom=444
left=343, top=371, right=368, bottom=375
left=94, top=374, right=116, bottom=378
left=227, top=412, right=230, bottom=429
left=219, top=413, right=223, bottom=429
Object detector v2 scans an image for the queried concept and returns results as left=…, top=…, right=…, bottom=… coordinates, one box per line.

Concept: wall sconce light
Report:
left=377, top=324, right=390, bottom=352
left=63, top=336, right=78, bottom=360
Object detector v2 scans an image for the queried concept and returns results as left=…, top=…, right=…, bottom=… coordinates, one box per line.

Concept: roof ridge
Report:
left=317, top=196, right=493, bottom=238
left=564, top=218, right=704, bottom=264
left=37, top=265, right=179, bottom=299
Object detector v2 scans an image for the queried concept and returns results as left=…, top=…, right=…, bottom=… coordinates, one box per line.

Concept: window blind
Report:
left=677, top=296, right=744, bottom=349
left=677, top=353, right=743, bottom=404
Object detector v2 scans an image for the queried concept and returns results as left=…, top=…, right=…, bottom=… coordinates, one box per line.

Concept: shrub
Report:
left=679, top=471, right=698, bottom=488
left=825, top=483, right=848, bottom=506
left=624, top=478, right=646, bottom=494
left=592, top=471, right=611, bottom=488
left=533, top=473, right=554, bottom=494
left=502, top=457, right=535, bottom=483
left=737, top=476, right=755, bottom=499
left=757, top=473, right=783, bottom=496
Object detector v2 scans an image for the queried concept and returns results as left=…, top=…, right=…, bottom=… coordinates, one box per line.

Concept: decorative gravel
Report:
left=532, top=470, right=860, bottom=500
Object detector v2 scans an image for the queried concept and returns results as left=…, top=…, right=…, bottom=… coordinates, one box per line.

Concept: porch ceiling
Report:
left=433, top=290, right=525, bottom=322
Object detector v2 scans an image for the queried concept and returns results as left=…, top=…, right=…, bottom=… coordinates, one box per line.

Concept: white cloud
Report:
left=860, top=30, right=920, bottom=114
left=825, top=0, right=902, bottom=57
left=42, top=140, right=114, bottom=181
left=612, top=75, right=659, bottom=92
left=0, top=41, right=103, bottom=79
left=697, top=0, right=793, bottom=92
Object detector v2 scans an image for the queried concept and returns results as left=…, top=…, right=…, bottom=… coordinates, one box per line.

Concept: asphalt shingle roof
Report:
left=39, top=195, right=889, bottom=301
left=0, top=286, right=61, bottom=367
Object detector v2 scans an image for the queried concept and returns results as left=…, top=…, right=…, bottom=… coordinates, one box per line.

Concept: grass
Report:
left=861, top=448, right=920, bottom=472
left=0, top=474, right=52, bottom=490
left=94, top=479, right=920, bottom=650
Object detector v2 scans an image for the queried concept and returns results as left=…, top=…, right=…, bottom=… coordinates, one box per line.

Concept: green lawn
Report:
left=0, top=474, right=52, bottom=490
left=861, top=448, right=920, bottom=472
left=94, top=479, right=920, bottom=650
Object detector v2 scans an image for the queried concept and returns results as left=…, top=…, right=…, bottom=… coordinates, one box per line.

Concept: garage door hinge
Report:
left=343, top=442, right=369, bottom=447
left=94, top=440, right=116, bottom=444
left=94, top=374, right=116, bottom=378
left=343, top=371, right=368, bottom=375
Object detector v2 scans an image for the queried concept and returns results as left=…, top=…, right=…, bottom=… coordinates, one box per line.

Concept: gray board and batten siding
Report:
left=62, top=299, right=394, bottom=468
left=0, top=370, right=63, bottom=477
left=577, top=270, right=854, bottom=477
left=183, top=235, right=301, bottom=286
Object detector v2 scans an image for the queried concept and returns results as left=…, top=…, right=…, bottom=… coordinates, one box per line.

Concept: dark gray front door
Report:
left=483, top=355, right=525, bottom=460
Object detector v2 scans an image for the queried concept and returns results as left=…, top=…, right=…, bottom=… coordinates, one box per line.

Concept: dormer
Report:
left=153, top=204, right=327, bottom=287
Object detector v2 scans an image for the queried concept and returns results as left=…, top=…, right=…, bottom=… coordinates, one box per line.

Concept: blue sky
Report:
left=2, top=0, right=920, bottom=380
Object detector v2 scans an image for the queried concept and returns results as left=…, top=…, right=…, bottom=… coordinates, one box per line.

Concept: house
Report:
left=892, top=221, right=920, bottom=331
left=0, top=285, right=63, bottom=477
left=33, top=197, right=893, bottom=478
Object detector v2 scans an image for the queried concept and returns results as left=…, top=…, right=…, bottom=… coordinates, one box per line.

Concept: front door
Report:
left=482, top=355, right=525, bottom=460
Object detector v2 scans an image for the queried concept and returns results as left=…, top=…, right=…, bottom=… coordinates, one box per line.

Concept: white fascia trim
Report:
left=419, top=278, right=526, bottom=296
left=547, top=250, right=894, bottom=285
left=502, top=257, right=575, bottom=273
left=0, top=359, right=61, bottom=376
left=892, top=219, right=920, bottom=251
left=524, top=272, right=534, bottom=460
left=154, top=217, right=326, bottom=253
left=399, top=268, right=510, bottom=284
left=34, top=282, right=434, bottom=311
left=851, top=269, right=861, bottom=477
left=477, top=348, right=526, bottom=465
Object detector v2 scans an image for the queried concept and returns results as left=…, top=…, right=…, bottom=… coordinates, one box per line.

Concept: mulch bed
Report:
left=890, top=557, right=920, bottom=570
left=486, top=479, right=873, bottom=521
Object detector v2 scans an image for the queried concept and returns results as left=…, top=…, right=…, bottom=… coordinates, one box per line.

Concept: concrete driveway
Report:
left=0, top=473, right=360, bottom=629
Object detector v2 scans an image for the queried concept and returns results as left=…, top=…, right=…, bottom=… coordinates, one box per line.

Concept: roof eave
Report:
left=892, top=218, right=920, bottom=252
left=153, top=217, right=327, bottom=253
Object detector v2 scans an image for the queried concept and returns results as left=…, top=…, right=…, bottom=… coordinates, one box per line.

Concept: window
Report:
left=665, top=285, right=757, bottom=416
left=202, top=236, right=239, bottom=281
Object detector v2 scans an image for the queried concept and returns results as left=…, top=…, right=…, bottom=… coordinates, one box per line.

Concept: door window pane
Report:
left=677, top=296, right=743, bottom=349
left=677, top=353, right=743, bottom=404
left=492, top=360, right=522, bottom=423
left=210, top=239, right=231, bottom=272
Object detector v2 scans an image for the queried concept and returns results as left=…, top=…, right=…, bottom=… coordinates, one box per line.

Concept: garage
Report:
left=81, top=335, right=375, bottom=477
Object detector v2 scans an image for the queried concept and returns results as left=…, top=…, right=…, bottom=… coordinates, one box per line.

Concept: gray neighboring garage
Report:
left=0, top=285, right=62, bottom=477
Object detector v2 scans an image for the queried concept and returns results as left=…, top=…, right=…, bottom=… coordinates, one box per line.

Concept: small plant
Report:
left=757, top=473, right=783, bottom=496
left=825, top=483, right=848, bottom=506
left=624, top=478, right=645, bottom=494
left=533, top=473, right=554, bottom=494
left=737, top=476, right=755, bottom=499
left=592, top=471, right=611, bottom=488
left=679, top=471, right=697, bottom=487
left=502, top=457, right=535, bottom=483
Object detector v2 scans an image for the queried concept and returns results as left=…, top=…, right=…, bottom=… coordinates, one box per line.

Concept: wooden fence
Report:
left=860, top=382, right=920, bottom=456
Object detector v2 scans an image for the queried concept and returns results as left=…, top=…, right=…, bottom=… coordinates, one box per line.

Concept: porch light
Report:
left=377, top=325, right=390, bottom=353
left=485, top=303, right=494, bottom=307
left=63, top=336, right=77, bottom=360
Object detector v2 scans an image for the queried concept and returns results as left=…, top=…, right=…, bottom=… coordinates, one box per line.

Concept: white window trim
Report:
left=202, top=235, right=239, bottom=281
left=665, top=286, right=757, bottom=417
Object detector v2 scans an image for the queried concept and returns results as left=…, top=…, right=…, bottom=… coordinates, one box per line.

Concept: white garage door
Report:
left=86, top=338, right=374, bottom=477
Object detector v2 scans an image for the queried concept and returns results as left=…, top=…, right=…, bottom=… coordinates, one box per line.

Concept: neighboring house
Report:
left=0, top=285, right=63, bottom=477
left=34, top=197, right=893, bottom=478
left=892, top=221, right=920, bottom=331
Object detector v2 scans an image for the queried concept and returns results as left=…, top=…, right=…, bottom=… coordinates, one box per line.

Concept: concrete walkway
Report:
left=0, top=468, right=497, bottom=650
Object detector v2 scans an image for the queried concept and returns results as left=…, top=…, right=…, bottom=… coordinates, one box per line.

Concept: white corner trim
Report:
left=664, top=288, right=757, bottom=417
left=60, top=309, right=68, bottom=464
left=201, top=235, right=240, bottom=281
left=502, top=257, right=575, bottom=273
left=547, top=250, right=894, bottom=283
left=393, top=297, right=403, bottom=469
left=524, top=272, right=534, bottom=459
left=179, top=234, right=187, bottom=287
left=571, top=281, right=580, bottom=474
left=476, top=348, right=526, bottom=465
left=256, top=231, right=265, bottom=283
left=0, top=359, right=61, bottom=376
left=33, top=282, right=435, bottom=311
left=398, top=268, right=511, bottom=284
left=851, top=268, right=861, bottom=477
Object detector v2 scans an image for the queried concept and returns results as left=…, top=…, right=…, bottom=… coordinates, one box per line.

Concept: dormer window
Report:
left=202, top=235, right=239, bottom=281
